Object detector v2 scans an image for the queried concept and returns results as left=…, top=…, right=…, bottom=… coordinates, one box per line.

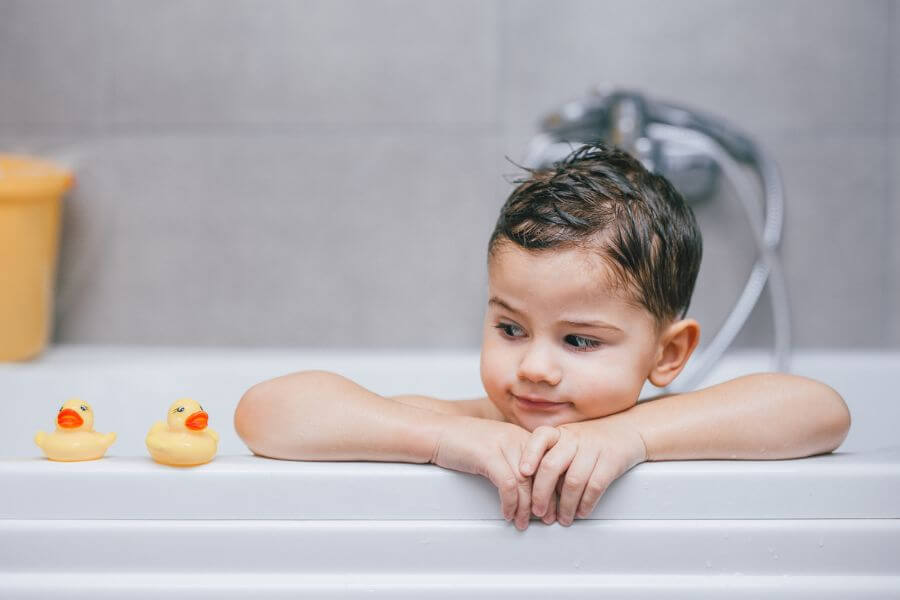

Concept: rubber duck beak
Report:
left=185, top=411, right=208, bottom=430
left=57, top=408, right=84, bottom=429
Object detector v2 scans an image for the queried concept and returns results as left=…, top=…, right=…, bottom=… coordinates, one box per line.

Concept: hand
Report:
left=431, top=415, right=550, bottom=531
left=519, top=417, right=648, bottom=526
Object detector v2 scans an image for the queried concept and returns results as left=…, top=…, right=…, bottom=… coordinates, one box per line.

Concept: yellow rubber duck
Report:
left=34, top=398, right=117, bottom=461
left=146, top=398, right=218, bottom=466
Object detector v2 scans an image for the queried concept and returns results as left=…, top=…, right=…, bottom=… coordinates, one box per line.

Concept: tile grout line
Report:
left=4, top=123, right=895, bottom=140
left=0, top=123, right=505, bottom=138
left=885, top=0, right=896, bottom=347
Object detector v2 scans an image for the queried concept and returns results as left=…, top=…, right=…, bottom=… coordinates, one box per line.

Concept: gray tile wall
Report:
left=1, top=0, right=896, bottom=349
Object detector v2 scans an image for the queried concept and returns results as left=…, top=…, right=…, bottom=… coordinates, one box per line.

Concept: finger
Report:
left=546, top=477, right=564, bottom=522
left=575, top=462, right=617, bottom=520
left=557, top=450, right=600, bottom=526
left=514, top=471, right=533, bottom=531
left=531, top=439, right=576, bottom=517
left=519, top=426, right=559, bottom=477
left=532, top=444, right=574, bottom=518
left=501, top=446, right=533, bottom=531
left=542, top=489, right=558, bottom=525
left=483, top=453, right=520, bottom=522
left=497, top=487, right=512, bottom=522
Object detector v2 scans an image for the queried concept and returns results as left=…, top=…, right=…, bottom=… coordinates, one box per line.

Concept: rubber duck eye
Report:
left=80, top=405, right=88, bottom=412
left=177, top=407, right=185, bottom=412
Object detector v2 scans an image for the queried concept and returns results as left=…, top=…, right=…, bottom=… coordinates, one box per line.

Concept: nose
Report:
left=516, top=341, right=562, bottom=386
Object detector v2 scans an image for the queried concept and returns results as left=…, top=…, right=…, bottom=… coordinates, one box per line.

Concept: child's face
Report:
left=480, top=241, right=664, bottom=432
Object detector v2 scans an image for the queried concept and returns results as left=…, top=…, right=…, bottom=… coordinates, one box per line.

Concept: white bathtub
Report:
left=0, top=345, right=897, bottom=598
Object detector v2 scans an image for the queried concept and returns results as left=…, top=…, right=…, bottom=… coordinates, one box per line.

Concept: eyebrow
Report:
left=488, top=296, right=624, bottom=333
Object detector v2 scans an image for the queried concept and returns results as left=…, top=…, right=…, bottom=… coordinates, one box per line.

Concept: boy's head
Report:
left=479, top=142, right=703, bottom=431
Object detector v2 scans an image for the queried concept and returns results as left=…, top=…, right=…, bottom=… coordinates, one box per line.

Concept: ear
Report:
left=647, top=318, right=701, bottom=388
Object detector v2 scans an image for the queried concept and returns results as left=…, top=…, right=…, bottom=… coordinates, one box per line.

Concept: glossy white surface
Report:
left=1, top=345, right=898, bottom=598
left=2, top=452, right=898, bottom=520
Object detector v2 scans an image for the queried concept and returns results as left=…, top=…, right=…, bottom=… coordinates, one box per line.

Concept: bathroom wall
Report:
left=1, top=0, right=897, bottom=350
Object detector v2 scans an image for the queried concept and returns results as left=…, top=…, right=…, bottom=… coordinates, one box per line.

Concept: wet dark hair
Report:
left=488, top=141, right=702, bottom=331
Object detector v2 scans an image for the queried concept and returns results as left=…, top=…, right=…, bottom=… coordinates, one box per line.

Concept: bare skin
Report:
left=234, top=243, right=851, bottom=531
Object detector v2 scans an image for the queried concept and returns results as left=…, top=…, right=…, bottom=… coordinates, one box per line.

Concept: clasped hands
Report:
left=516, top=418, right=648, bottom=530
left=431, top=414, right=649, bottom=532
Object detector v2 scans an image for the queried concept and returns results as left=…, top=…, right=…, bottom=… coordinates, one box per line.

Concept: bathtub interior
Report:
left=0, top=346, right=895, bottom=457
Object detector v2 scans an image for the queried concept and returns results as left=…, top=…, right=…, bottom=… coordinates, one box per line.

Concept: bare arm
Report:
left=233, top=370, right=458, bottom=463
left=608, top=372, right=852, bottom=461
left=390, top=395, right=489, bottom=419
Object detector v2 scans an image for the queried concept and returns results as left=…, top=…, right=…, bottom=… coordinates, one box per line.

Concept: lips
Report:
left=57, top=408, right=84, bottom=428
left=185, top=410, right=208, bottom=430
left=513, top=394, right=570, bottom=412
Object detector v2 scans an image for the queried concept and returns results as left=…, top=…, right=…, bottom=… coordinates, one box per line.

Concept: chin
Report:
left=510, top=407, right=575, bottom=432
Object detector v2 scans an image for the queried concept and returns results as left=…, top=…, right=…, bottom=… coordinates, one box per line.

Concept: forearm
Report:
left=233, top=370, right=448, bottom=463
left=606, top=373, right=852, bottom=461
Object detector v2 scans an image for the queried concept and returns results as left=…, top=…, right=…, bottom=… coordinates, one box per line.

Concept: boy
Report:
left=234, top=142, right=851, bottom=532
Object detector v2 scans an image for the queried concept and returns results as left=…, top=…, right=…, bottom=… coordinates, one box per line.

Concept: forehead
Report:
left=487, top=243, right=639, bottom=316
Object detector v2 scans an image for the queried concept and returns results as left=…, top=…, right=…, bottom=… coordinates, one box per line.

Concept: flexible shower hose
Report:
left=649, top=123, right=792, bottom=393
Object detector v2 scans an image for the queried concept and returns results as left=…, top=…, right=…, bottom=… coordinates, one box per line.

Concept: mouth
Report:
left=57, top=408, right=84, bottom=428
left=513, top=395, right=571, bottom=412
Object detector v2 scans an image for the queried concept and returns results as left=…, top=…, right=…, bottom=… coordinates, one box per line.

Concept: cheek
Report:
left=570, top=364, right=641, bottom=417
left=480, top=337, right=512, bottom=401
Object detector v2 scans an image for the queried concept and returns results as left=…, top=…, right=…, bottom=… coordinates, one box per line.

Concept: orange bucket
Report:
left=0, top=154, right=74, bottom=361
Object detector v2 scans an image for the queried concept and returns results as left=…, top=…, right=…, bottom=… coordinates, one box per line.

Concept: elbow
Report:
left=234, top=370, right=342, bottom=459
left=234, top=380, right=278, bottom=457
left=821, top=382, right=851, bottom=453
left=788, top=374, right=851, bottom=454
left=752, top=372, right=851, bottom=455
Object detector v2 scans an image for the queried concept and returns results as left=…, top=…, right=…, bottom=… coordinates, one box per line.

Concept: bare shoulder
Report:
left=389, top=395, right=505, bottom=421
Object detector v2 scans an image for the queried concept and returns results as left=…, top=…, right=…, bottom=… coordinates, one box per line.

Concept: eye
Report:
left=564, top=334, right=603, bottom=351
left=177, top=407, right=185, bottom=413
left=494, top=322, right=525, bottom=338
left=80, top=405, right=88, bottom=412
